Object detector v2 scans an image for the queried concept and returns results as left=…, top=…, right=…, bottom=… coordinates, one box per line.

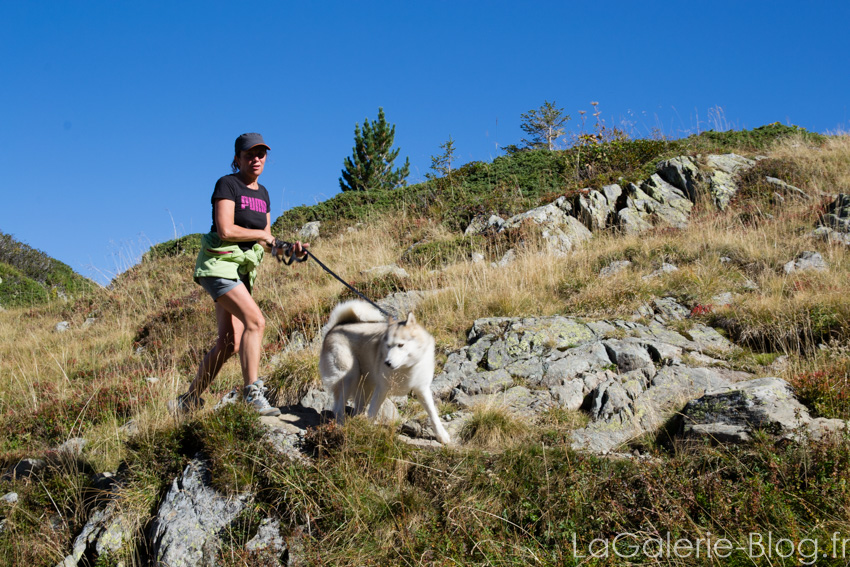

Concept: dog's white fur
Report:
left=319, top=300, right=451, bottom=444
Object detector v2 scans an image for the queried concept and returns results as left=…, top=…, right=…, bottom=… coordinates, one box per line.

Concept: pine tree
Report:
left=339, top=108, right=410, bottom=192
left=426, top=136, right=456, bottom=180
left=520, top=100, right=570, bottom=150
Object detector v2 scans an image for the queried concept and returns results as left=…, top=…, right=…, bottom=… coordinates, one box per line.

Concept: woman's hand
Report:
left=291, top=240, right=310, bottom=260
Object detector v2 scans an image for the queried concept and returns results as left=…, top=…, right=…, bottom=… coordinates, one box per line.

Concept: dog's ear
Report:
left=405, top=312, right=416, bottom=325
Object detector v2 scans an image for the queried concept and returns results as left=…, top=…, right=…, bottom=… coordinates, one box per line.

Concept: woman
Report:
left=172, top=132, right=308, bottom=416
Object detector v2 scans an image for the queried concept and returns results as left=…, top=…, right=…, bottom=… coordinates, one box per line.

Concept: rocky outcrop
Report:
left=461, top=152, right=806, bottom=243
left=430, top=306, right=749, bottom=453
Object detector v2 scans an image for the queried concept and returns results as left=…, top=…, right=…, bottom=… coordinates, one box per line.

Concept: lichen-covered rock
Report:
left=704, top=153, right=756, bottom=210
left=765, top=176, right=809, bottom=200
left=150, top=458, right=252, bottom=567
left=680, top=377, right=847, bottom=443
left=57, top=499, right=134, bottom=567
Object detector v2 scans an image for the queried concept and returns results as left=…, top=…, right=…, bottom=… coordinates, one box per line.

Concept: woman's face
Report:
left=236, top=146, right=267, bottom=178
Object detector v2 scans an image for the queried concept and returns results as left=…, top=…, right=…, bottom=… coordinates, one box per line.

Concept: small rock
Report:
left=245, top=518, right=286, bottom=554
left=1, top=492, right=18, bottom=505
left=643, top=263, right=678, bottom=280
left=599, top=260, right=632, bottom=278
left=711, top=292, right=734, bottom=306
left=783, top=251, right=828, bottom=274
left=55, top=321, right=71, bottom=332
left=492, top=249, right=517, bottom=267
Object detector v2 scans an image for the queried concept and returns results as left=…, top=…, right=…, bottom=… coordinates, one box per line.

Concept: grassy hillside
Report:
left=0, top=231, right=96, bottom=308
left=1, top=125, right=849, bottom=566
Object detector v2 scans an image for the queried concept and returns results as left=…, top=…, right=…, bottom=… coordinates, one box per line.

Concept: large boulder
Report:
left=500, top=198, right=592, bottom=255
left=680, top=377, right=847, bottom=443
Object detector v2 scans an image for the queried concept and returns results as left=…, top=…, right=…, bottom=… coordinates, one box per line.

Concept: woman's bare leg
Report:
left=213, top=284, right=265, bottom=388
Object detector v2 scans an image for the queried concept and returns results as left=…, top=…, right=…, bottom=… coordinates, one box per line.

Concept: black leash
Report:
left=272, top=239, right=393, bottom=318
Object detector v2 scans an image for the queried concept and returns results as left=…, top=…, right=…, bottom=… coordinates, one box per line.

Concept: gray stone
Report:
left=765, top=176, right=809, bottom=200
left=602, top=339, right=655, bottom=373
left=55, top=321, right=71, bottom=333
left=576, top=185, right=620, bottom=231
left=493, top=249, right=516, bottom=267
left=245, top=517, right=286, bottom=555
left=643, top=263, right=678, bottom=280
left=377, top=290, right=436, bottom=320
left=1, top=492, right=17, bottom=505
left=297, top=221, right=321, bottom=241
left=704, top=154, right=756, bottom=210
left=656, top=156, right=702, bottom=202
left=57, top=499, right=134, bottom=567
left=640, top=174, right=693, bottom=228
left=711, top=292, right=734, bottom=306
left=150, top=458, right=252, bottom=566
left=821, top=194, right=850, bottom=233
left=464, top=214, right=505, bottom=236
left=599, top=260, right=632, bottom=278
left=811, top=226, right=850, bottom=246
left=783, top=251, right=828, bottom=274
left=652, top=297, right=689, bottom=322
left=679, top=377, right=832, bottom=443
left=57, top=437, right=87, bottom=457
left=500, top=200, right=592, bottom=256
left=617, top=206, right=653, bottom=235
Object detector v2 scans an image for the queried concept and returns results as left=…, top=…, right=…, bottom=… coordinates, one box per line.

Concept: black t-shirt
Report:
left=209, top=174, right=270, bottom=251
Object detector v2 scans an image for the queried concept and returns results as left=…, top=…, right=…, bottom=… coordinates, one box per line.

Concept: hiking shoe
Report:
left=168, top=392, right=205, bottom=416
left=243, top=380, right=281, bottom=417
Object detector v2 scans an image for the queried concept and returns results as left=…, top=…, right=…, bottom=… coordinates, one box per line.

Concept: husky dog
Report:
left=319, top=300, right=451, bottom=444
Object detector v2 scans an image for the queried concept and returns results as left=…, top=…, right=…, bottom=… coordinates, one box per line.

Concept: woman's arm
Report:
left=214, top=200, right=274, bottom=247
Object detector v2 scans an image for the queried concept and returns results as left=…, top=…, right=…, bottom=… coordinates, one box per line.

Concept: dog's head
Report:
left=383, top=312, right=431, bottom=369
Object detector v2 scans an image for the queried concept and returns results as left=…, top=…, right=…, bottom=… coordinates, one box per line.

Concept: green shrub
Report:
left=686, top=123, right=825, bottom=152
left=0, top=231, right=94, bottom=306
left=142, top=233, right=203, bottom=260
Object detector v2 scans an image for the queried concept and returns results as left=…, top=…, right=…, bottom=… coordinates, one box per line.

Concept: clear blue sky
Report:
left=2, top=1, right=848, bottom=285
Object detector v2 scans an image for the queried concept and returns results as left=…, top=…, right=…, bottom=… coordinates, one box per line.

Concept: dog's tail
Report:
left=321, top=299, right=387, bottom=339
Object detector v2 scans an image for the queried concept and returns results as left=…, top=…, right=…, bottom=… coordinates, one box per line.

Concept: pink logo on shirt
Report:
left=241, top=195, right=268, bottom=213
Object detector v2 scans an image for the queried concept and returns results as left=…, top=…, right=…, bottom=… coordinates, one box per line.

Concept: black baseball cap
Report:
left=235, top=133, right=271, bottom=153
